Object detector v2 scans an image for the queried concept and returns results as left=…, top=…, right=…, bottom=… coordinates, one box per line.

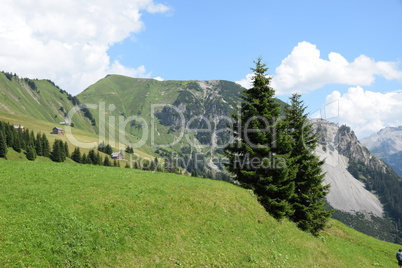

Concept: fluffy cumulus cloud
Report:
left=272, top=41, right=402, bottom=95
left=235, top=73, right=255, bottom=89
left=323, top=87, right=402, bottom=138
left=0, top=0, right=169, bottom=94
left=237, top=41, right=402, bottom=94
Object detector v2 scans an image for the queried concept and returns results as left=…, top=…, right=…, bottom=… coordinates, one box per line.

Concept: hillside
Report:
left=0, top=72, right=95, bottom=133
left=0, top=160, right=398, bottom=267
left=78, top=75, right=245, bottom=171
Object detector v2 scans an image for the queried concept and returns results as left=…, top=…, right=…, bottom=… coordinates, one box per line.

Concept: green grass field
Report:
left=0, top=160, right=399, bottom=267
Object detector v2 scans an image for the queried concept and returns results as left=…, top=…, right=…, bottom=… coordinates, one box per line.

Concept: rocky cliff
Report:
left=362, top=126, right=402, bottom=177
left=312, top=119, right=402, bottom=242
left=312, top=119, right=384, bottom=217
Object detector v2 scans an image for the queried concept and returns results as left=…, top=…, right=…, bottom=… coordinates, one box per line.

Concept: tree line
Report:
left=0, top=121, right=119, bottom=167
left=0, top=121, right=50, bottom=161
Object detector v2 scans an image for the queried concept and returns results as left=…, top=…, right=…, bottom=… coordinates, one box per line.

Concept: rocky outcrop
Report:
left=311, top=119, right=384, bottom=217
left=336, top=125, right=387, bottom=173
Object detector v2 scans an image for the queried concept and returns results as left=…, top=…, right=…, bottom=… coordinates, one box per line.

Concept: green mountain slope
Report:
left=78, top=75, right=247, bottom=174
left=78, top=75, right=244, bottom=148
left=0, top=72, right=95, bottom=133
left=0, top=161, right=398, bottom=267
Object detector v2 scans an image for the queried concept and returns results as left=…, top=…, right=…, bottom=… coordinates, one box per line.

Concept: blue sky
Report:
left=0, top=0, right=401, bottom=138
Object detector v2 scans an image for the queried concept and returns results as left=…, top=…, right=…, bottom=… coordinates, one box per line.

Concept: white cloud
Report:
left=324, top=86, right=402, bottom=138
left=272, top=41, right=402, bottom=95
left=235, top=73, right=254, bottom=89
left=153, top=76, right=164, bottom=81
left=238, top=41, right=402, bottom=94
left=0, top=0, right=169, bottom=95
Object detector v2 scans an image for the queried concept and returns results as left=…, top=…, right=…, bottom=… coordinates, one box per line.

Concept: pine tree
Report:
left=88, top=149, right=96, bottom=164
left=81, top=153, right=90, bottom=164
left=50, top=140, right=66, bottom=162
left=28, top=130, right=36, bottom=148
left=103, top=156, right=111, bottom=166
left=25, top=145, right=37, bottom=161
left=41, top=133, right=50, bottom=157
left=35, top=133, right=43, bottom=156
left=0, top=131, right=7, bottom=158
left=125, top=146, right=134, bottom=154
left=12, top=128, right=22, bottom=153
left=71, top=147, right=82, bottom=163
left=64, top=142, right=70, bottom=158
left=285, top=93, right=332, bottom=235
left=98, top=141, right=106, bottom=152
left=224, top=58, right=296, bottom=219
left=96, top=152, right=102, bottom=165
left=105, top=144, right=113, bottom=155
left=6, top=124, right=14, bottom=147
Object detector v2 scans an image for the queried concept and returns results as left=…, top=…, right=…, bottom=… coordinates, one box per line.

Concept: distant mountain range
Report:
left=362, top=126, right=402, bottom=177
left=1, top=71, right=402, bottom=242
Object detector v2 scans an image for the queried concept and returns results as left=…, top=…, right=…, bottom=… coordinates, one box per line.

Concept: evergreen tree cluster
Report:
left=225, top=58, right=331, bottom=235
left=98, top=141, right=113, bottom=155
left=50, top=140, right=69, bottom=162
left=0, top=72, right=39, bottom=92
left=1, top=71, right=19, bottom=81
left=0, top=121, right=51, bottom=161
left=70, top=147, right=120, bottom=168
left=23, top=78, right=38, bottom=92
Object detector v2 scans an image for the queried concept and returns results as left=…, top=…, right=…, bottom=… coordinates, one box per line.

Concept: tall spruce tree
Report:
left=64, top=142, right=70, bottom=158
left=41, top=133, right=50, bottom=157
left=35, top=133, right=43, bottom=156
left=103, top=156, right=111, bottom=166
left=25, top=145, right=37, bottom=161
left=0, top=131, right=7, bottom=158
left=50, top=139, right=66, bottom=162
left=81, top=153, right=90, bottom=164
left=71, top=147, right=82, bottom=163
left=225, top=58, right=296, bottom=219
left=285, top=93, right=332, bottom=235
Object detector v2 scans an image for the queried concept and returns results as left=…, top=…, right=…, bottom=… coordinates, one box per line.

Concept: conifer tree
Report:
left=225, top=58, right=296, bottom=219
left=25, top=145, right=37, bottom=161
left=96, top=152, right=102, bottom=165
left=41, top=133, right=50, bottom=157
left=0, top=131, right=7, bottom=158
left=35, top=133, right=43, bottom=156
left=50, top=140, right=66, bottom=162
left=71, top=147, right=82, bottom=163
left=81, top=153, right=89, bottom=164
left=285, top=93, right=332, bottom=235
left=103, top=156, right=111, bottom=166
left=88, top=149, right=96, bottom=164
left=28, top=130, right=36, bottom=148
left=6, top=124, right=14, bottom=147
left=12, top=129, right=22, bottom=153
left=105, top=144, right=113, bottom=155
left=64, top=142, right=69, bottom=158
left=125, top=145, right=134, bottom=154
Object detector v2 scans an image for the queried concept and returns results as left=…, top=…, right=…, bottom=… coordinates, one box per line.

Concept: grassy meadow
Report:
left=0, top=160, right=399, bottom=267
